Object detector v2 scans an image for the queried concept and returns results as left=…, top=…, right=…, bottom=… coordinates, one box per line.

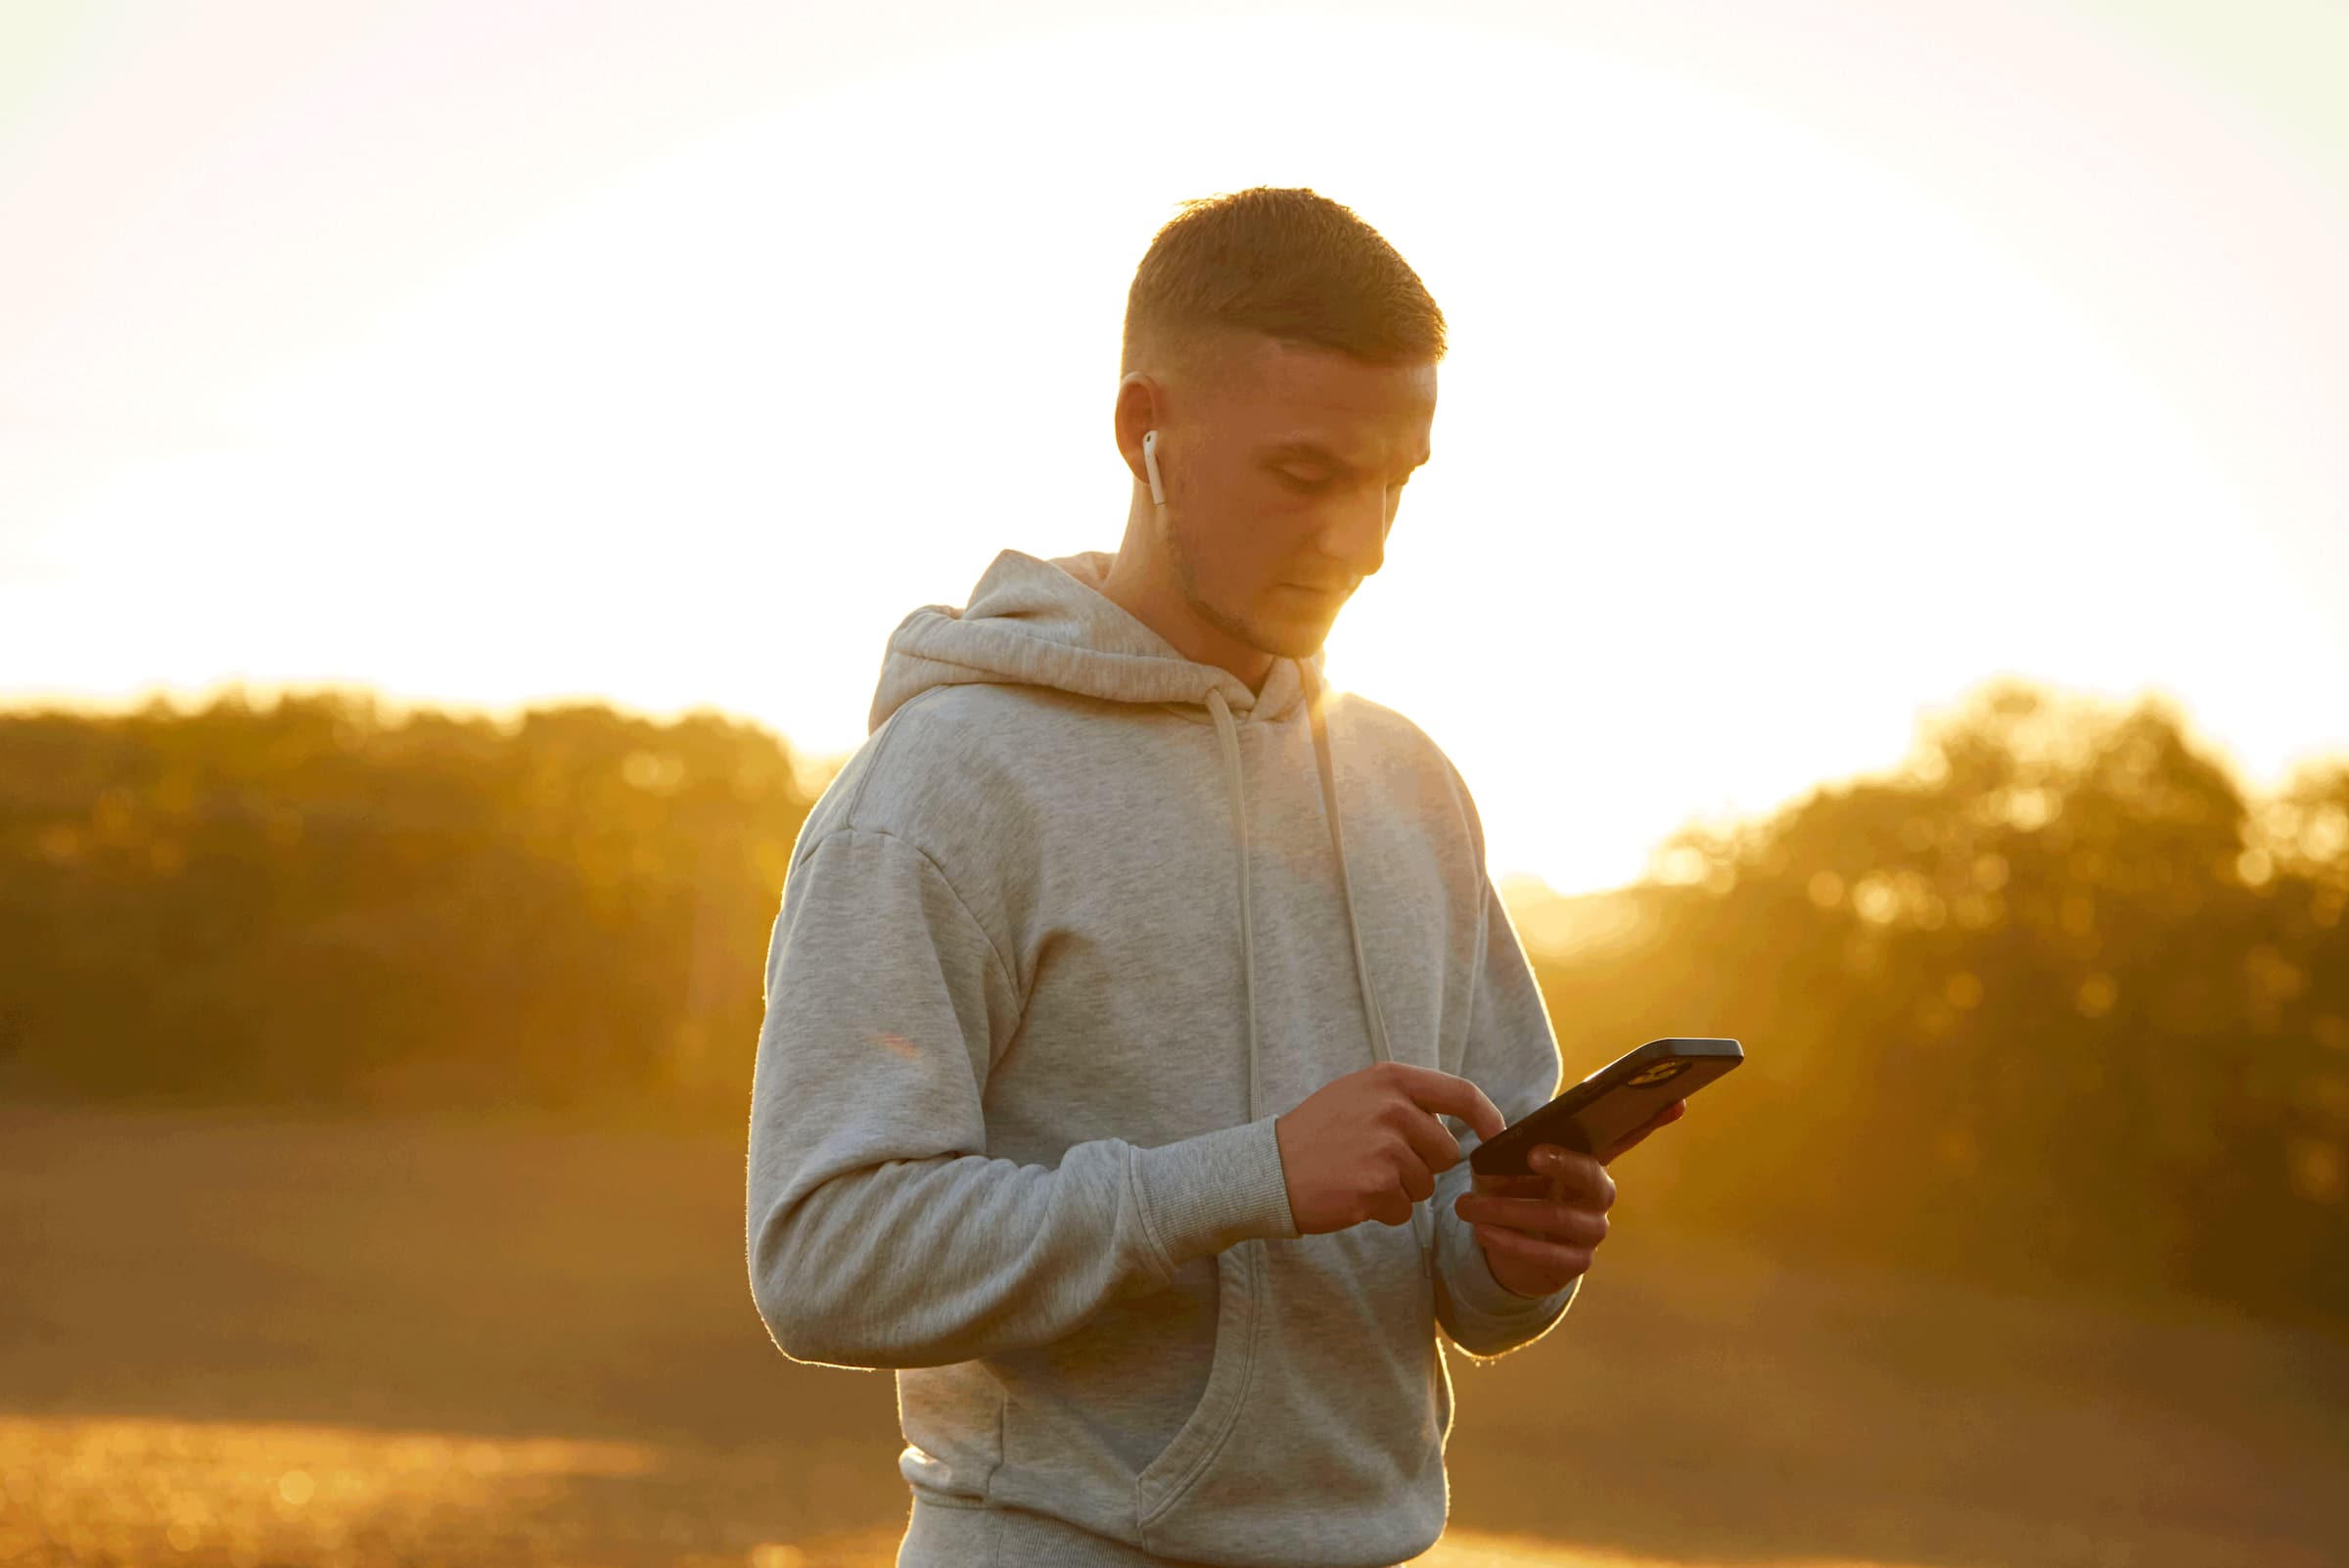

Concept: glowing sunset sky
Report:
left=4, top=0, right=2344, bottom=895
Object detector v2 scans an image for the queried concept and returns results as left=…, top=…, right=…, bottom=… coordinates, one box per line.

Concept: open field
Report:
left=2, top=1099, right=2343, bottom=1567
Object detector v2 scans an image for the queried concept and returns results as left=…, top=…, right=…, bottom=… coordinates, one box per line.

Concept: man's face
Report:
left=1159, top=332, right=1437, bottom=661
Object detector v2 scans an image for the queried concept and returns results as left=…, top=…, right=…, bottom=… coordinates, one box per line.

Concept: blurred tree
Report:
left=1529, top=677, right=2348, bottom=1328
left=0, top=689, right=829, bottom=1127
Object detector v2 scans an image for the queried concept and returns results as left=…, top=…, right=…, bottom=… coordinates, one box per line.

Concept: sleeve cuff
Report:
left=1129, top=1116, right=1301, bottom=1276
left=1436, top=1198, right=1579, bottom=1339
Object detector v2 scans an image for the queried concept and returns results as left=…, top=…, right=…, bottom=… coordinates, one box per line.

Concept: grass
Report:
left=1, top=1098, right=2342, bottom=1566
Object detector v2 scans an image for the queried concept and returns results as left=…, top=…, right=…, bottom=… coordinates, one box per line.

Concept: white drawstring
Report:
left=1204, top=687, right=1262, bottom=1127
left=1204, top=666, right=1434, bottom=1281
left=1305, top=663, right=1436, bottom=1280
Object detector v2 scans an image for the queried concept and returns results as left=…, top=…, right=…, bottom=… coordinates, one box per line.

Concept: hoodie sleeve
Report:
left=1430, top=857, right=1582, bottom=1360
left=747, top=826, right=1300, bottom=1371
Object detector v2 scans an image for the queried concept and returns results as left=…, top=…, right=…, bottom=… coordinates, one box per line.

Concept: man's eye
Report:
left=1278, top=469, right=1409, bottom=492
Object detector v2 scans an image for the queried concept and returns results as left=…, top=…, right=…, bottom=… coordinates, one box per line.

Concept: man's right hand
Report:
left=1273, top=1062, right=1507, bottom=1233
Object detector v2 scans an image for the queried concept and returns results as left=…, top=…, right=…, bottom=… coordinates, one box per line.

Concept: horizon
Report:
left=9, top=662, right=2334, bottom=905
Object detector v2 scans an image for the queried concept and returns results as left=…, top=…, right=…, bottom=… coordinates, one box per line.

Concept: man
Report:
left=746, top=186, right=1684, bottom=1568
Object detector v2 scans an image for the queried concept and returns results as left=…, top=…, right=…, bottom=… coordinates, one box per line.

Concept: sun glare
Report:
left=9, top=12, right=2343, bottom=896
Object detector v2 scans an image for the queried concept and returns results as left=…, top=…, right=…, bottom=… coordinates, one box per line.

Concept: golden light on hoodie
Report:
left=5, top=5, right=2344, bottom=899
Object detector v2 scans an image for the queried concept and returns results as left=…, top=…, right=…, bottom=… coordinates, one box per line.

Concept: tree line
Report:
left=1536, top=678, right=2347, bottom=1329
left=1, top=678, right=2341, bottom=1327
left=0, top=689, right=812, bottom=1122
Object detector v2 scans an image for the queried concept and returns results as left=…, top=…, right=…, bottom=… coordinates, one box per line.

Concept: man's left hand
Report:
left=1451, top=1098, right=1687, bottom=1299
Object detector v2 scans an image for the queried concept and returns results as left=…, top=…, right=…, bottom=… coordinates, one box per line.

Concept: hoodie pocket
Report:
left=975, top=1247, right=1238, bottom=1546
left=1129, top=1237, right=1266, bottom=1524
left=1135, top=1223, right=1447, bottom=1567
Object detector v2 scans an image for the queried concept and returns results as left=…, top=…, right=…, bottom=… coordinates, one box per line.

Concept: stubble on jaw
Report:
left=1163, top=508, right=1326, bottom=663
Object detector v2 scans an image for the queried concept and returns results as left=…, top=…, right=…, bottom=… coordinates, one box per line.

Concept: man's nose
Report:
left=1316, top=487, right=1392, bottom=579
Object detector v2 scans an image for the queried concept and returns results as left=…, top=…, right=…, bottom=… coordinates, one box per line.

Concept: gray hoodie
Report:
left=746, top=547, right=1578, bottom=1568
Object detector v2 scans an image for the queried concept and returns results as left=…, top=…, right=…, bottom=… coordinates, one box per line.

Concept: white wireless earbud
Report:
left=1142, top=429, right=1167, bottom=507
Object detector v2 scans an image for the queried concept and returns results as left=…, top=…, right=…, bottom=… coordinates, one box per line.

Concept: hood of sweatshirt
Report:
left=869, top=546, right=1313, bottom=733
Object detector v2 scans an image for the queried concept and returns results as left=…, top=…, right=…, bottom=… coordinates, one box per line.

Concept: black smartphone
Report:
left=1468, top=1038, right=1743, bottom=1176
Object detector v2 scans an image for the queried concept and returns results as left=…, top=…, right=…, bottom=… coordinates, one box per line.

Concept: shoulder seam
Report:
left=841, top=685, right=953, bottom=830
left=800, top=822, right=1021, bottom=1001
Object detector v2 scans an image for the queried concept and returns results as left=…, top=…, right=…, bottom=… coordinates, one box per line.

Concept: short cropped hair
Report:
left=1120, top=186, right=1447, bottom=390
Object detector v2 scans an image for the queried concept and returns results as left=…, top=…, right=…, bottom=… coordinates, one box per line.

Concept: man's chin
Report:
left=1189, top=586, right=1333, bottom=663
left=1249, top=615, right=1334, bottom=663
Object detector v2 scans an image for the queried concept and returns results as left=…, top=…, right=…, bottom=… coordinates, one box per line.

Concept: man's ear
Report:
left=1114, top=371, right=1164, bottom=486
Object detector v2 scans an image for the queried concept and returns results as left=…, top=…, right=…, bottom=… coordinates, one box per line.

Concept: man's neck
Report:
left=1100, top=546, right=1275, bottom=695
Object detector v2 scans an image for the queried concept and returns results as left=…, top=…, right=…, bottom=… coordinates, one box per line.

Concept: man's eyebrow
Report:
left=1263, top=440, right=1432, bottom=472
